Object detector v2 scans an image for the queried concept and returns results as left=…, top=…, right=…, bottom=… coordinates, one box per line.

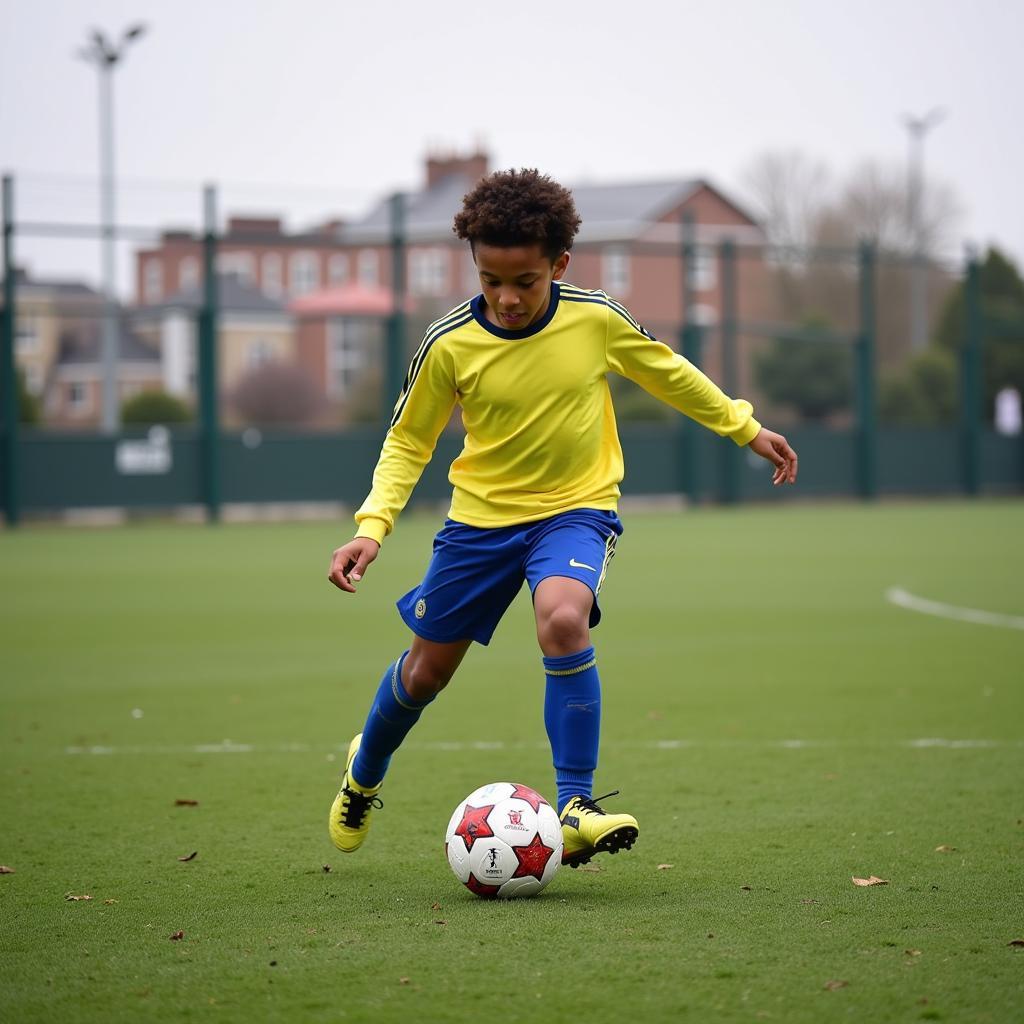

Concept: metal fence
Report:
left=1, top=173, right=1021, bottom=526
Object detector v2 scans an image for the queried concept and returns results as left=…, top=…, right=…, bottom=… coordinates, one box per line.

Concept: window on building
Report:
left=247, top=338, right=275, bottom=369
left=143, top=260, right=164, bottom=303
left=328, top=319, right=370, bottom=398
left=357, top=249, right=379, bottom=287
left=217, top=251, right=256, bottom=286
left=290, top=251, right=321, bottom=296
left=68, top=380, right=91, bottom=414
left=409, top=248, right=449, bottom=297
left=24, top=363, right=43, bottom=394
left=15, top=314, right=39, bottom=352
left=328, top=253, right=349, bottom=287
left=601, top=247, right=631, bottom=296
left=179, top=255, right=200, bottom=293
left=687, top=247, right=716, bottom=291
left=262, top=253, right=284, bottom=298
left=689, top=303, right=718, bottom=327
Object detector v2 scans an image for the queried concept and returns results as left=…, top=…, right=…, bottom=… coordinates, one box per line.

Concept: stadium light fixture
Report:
left=77, top=23, right=148, bottom=433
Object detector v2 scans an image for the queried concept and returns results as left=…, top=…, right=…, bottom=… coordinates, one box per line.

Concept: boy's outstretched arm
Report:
left=747, top=427, right=799, bottom=486
left=328, top=538, right=381, bottom=594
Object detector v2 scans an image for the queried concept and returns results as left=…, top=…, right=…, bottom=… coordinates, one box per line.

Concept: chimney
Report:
left=425, top=149, right=489, bottom=190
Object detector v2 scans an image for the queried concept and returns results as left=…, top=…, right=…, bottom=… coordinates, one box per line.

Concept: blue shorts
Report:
left=397, top=509, right=623, bottom=645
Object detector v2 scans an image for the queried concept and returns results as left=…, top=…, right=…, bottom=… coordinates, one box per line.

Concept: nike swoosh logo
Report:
left=569, top=558, right=597, bottom=572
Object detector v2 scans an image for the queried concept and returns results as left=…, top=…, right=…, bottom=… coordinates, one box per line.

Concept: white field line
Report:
left=887, top=586, right=1024, bottom=631
left=62, top=737, right=1019, bottom=756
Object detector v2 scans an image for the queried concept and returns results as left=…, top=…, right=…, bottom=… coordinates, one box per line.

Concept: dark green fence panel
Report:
left=876, top=429, right=961, bottom=493
left=220, top=429, right=384, bottom=504
left=979, top=433, right=1023, bottom=492
left=19, top=431, right=202, bottom=509
left=617, top=425, right=684, bottom=496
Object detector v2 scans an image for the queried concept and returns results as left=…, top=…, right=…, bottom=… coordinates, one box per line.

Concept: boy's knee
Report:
left=537, top=604, right=590, bottom=656
left=402, top=651, right=455, bottom=701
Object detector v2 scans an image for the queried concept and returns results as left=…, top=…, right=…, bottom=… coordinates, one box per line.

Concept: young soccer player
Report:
left=327, top=169, right=798, bottom=867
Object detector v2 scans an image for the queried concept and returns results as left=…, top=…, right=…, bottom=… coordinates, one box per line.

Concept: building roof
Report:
left=289, top=282, right=414, bottom=317
left=339, top=175, right=751, bottom=246
left=158, top=272, right=287, bottom=314
left=0, top=270, right=103, bottom=304
left=56, top=320, right=160, bottom=367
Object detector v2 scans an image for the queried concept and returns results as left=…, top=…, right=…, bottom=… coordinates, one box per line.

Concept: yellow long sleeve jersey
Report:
left=354, top=282, right=761, bottom=544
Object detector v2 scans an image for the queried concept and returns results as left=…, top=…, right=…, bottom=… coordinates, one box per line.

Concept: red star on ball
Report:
left=511, top=833, right=556, bottom=881
left=510, top=784, right=548, bottom=813
left=465, top=873, right=500, bottom=898
left=453, top=802, right=494, bottom=851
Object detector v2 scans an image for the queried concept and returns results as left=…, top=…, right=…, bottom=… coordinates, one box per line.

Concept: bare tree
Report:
left=230, top=360, right=325, bottom=426
left=740, top=149, right=832, bottom=250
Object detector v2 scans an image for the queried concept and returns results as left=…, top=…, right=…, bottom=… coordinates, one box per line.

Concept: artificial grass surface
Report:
left=1, top=501, right=1022, bottom=1022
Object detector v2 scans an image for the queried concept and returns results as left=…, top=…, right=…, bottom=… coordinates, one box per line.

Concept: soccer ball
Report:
left=445, top=782, right=563, bottom=899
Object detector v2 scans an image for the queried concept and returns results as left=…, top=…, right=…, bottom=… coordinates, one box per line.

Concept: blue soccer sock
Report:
left=350, top=652, right=433, bottom=788
left=542, top=646, right=601, bottom=814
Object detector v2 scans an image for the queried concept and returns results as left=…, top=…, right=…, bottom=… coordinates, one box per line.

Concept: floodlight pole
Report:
left=903, top=108, right=944, bottom=353
left=79, top=24, right=146, bottom=433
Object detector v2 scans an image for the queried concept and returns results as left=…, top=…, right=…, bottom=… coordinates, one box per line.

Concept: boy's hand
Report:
left=328, top=538, right=381, bottom=593
left=748, top=427, right=799, bottom=486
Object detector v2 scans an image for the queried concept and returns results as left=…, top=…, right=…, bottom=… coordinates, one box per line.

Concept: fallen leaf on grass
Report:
left=65, top=893, right=92, bottom=901
left=177, top=851, right=198, bottom=862
left=169, top=931, right=184, bottom=941
left=1009, top=939, right=1024, bottom=947
left=852, top=876, right=889, bottom=886
left=0, top=866, right=15, bottom=874
left=657, top=864, right=674, bottom=870
left=934, top=845, right=957, bottom=853
left=174, top=799, right=199, bottom=807
left=905, top=949, right=922, bottom=957
left=103, top=899, right=118, bottom=905
left=823, top=980, right=849, bottom=991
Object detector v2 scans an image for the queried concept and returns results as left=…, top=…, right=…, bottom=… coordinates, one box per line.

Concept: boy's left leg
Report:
left=533, top=562, right=638, bottom=867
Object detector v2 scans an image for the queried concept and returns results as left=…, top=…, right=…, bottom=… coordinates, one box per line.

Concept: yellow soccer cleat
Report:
left=328, top=734, right=383, bottom=853
left=560, top=791, right=638, bottom=868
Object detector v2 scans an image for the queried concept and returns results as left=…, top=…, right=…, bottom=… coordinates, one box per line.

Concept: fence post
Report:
left=197, top=184, right=220, bottom=522
left=384, top=192, right=406, bottom=427
left=718, top=238, right=740, bottom=504
left=1, top=175, right=18, bottom=527
left=856, top=242, right=878, bottom=499
left=962, top=255, right=982, bottom=496
left=678, top=213, right=700, bottom=503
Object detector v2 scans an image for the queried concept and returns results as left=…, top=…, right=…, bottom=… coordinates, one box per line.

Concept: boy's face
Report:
left=474, top=243, right=570, bottom=331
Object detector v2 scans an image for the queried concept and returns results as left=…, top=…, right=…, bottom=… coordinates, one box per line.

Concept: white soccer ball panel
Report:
left=463, top=782, right=515, bottom=805
left=467, top=837, right=517, bottom=887
left=446, top=836, right=471, bottom=883
left=535, top=802, right=564, bottom=855
left=496, top=874, right=544, bottom=899
left=488, top=797, right=542, bottom=847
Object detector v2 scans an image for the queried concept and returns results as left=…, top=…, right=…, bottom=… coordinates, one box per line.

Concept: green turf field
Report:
left=1, top=501, right=1022, bottom=1023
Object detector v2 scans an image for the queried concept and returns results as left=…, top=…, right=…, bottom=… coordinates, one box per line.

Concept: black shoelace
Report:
left=340, top=785, right=383, bottom=828
left=575, top=790, right=620, bottom=814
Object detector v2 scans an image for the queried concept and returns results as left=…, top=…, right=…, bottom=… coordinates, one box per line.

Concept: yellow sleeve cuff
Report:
left=733, top=417, right=762, bottom=447
left=354, top=517, right=389, bottom=545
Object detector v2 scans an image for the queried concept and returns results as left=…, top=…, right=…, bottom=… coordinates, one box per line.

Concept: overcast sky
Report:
left=2, top=0, right=1022, bottom=291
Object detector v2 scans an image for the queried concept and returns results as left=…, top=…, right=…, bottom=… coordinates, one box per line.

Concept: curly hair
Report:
left=453, top=169, right=581, bottom=261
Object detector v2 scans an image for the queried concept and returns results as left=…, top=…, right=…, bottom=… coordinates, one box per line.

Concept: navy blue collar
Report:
left=470, top=282, right=561, bottom=339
